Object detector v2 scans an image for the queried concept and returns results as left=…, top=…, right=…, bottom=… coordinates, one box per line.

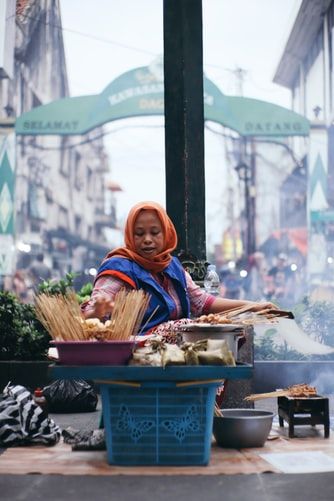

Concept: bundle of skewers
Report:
left=35, top=289, right=150, bottom=342
left=214, top=401, right=224, bottom=417
left=194, top=303, right=293, bottom=326
left=244, top=383, right=317, bottom=401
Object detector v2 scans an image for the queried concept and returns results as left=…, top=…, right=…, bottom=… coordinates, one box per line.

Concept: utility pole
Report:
left=233, top=67, right=247, bottom=97
left=231, top=67, right=256, bottom=257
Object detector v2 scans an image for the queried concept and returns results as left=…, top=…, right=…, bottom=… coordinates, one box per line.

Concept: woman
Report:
left=82, top=201, right=275, bottom=334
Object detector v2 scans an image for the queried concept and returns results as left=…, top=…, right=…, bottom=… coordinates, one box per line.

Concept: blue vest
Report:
left=96, top=256, right=190, bottom=334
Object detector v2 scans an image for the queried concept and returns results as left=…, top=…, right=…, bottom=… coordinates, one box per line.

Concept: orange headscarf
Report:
left=104, top=201, right=178, bottom=273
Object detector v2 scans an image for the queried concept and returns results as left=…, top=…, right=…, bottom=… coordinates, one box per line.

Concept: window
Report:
left=58, top=207, right=69, bottom=229
left=73, top=151, right=83, bottom=190
left=87, top=166, right=94, bottom=200
left=75, top=215, right=82, bottom=232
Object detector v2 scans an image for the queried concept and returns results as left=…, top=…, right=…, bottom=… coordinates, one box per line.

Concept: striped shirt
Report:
left=82, top=271, right=215, bottom=320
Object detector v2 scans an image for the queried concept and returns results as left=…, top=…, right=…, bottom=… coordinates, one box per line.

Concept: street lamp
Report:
left=234, top=162, right=251, bottom=183
left=3, top=104, right=14, bottom=117
left=234, top=161, right=256, bottom=257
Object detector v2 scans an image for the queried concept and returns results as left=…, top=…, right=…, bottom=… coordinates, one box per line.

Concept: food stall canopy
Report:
left=15, top=63, right=310, bottom=138
left=106, top=180, right=123, bottom=192
left=260, top=227, right=308, bottom=257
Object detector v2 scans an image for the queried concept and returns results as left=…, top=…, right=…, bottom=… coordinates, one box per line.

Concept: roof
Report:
left=273, top=0, right=332, bottom=88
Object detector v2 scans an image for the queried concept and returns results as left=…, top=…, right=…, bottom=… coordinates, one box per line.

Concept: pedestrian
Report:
left=29, top=253, right=51, bottom=288
left=12, top=270, right=29, bottom=302
left=268, top=253, right=295, bottom=308
left=247, top=251, right=268, bottom=301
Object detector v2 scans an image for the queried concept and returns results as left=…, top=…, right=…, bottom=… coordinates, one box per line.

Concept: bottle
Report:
left=204, top=264, right=221, bottom=296
left=33, top=388, right=48, bottom=414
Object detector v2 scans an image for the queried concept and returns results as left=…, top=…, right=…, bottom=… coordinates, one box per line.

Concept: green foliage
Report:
left=37, top=272, right=93, bottom=303
left=0, top=292, right=50, bottom=361
left=254, top=328, right=307, bottom=361
left=37, top=272, right=77, bottom=296
left=0, top=273, right=93, bottom=361
left=293, top=297, right=334, bottom=348
left=76, top=281, right=93, bottom=304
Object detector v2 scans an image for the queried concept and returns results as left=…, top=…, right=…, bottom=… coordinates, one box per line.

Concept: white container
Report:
left=180, top=324, right=244, bottom=359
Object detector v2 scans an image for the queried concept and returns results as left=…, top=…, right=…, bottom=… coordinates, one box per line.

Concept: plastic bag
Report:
left=43, top=379, right=98, bottom=413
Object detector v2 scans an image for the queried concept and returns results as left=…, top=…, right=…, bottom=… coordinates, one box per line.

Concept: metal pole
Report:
left=249, top=141, right=257, bottom=254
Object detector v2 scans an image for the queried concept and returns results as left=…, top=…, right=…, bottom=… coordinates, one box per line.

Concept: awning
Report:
left=271, top=228, right=308, bottom=256
left=260, top=228, right=308, bottom=257
left=106, top=180, right=123, bottom=192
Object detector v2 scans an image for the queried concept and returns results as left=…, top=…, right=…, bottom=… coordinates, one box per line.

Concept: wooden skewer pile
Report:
left=244, top=383, right=317, bottom=402
left=35, top=289, right=150, bottom=342
left=194, top=304, right=293, bottom=326
left=107, top=289, right=150, bottom=341
left=214, top=402, right=224, bottom=417
left=35, top=291, right=86, bottom=341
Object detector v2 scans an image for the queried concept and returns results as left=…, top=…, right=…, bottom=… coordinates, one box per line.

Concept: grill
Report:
left=277, top=395, right=330, bottom=438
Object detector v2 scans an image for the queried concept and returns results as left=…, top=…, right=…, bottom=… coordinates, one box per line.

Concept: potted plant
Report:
left=0, top=291, right=51, bottom=391
left=0, top=273, right=93, bottom=391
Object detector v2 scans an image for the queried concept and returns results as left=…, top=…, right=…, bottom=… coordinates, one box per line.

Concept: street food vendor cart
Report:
left=50, top=364, right=252, bottom=466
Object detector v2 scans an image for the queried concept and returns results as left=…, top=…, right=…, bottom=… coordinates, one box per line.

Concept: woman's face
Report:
left=133, top=210, right=164, bottom=259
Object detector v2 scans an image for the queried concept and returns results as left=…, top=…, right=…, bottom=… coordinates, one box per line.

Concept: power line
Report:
left=205, top=124, right=304, bottom=168
left=17, top=13, right=283, bottom=99
left=18, top=13, right=157, bottom=56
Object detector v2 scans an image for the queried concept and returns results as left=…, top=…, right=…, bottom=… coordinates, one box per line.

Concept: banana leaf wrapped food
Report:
left=161, top=343, right=186, bottom=367
left=130, top=336, right=236, bottom=367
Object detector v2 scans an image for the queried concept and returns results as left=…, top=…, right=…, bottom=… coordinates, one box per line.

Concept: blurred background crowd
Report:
left=4, top=249, right=305, bottom=312
left=217, top=251, right=306, bottom=310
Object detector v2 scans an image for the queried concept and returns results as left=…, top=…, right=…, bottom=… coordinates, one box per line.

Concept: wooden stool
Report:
left=278, top=395, right=330, bottom=438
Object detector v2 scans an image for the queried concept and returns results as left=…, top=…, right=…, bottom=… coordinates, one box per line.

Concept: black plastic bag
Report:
left=43, top=379, right=98, bottom=413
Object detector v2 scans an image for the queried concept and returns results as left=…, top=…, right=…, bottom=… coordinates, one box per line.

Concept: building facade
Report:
left=274, top=0, right=334, bottom=287
left=0, top=0, right=116, bottom=285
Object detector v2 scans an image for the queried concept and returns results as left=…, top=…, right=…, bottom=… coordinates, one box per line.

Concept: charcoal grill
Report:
left=277, top=395, right=330, bottom=438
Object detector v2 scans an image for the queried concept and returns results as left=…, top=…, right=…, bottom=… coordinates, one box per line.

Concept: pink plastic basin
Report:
left=52, top=340, right=134, bottom=365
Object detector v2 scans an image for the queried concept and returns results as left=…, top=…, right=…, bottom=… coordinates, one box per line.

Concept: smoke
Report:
left=309, top=370, right=334, bottom=395
left=254, top=361, right=334, bottom=394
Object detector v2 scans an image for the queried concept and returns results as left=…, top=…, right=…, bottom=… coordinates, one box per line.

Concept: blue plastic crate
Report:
left=100, top=381, right=219, bottom=466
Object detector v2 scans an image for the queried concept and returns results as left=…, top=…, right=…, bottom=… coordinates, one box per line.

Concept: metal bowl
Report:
left=213, top=409, right=274, bottom=448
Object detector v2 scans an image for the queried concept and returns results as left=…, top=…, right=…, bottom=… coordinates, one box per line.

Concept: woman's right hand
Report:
left=87, top=295, right=114, bottom=319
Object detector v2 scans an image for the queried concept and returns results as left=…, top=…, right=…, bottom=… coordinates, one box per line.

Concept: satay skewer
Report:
left=245, top=384, right=317, bottom=401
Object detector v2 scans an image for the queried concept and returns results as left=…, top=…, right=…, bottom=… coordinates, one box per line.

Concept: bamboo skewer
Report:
left=215, top=304, right=292, bottom=320
left=245, top=384, right=317, bottom=401
left=35, top=289, right=151, bottom=342
left=35, top=292, right=85, bottom=341
left=195, top=305, right=291, bottom=328
left=226, top=304, right=260, bottom=318
left=214, top=402, right=224, bottom=417
left=176, top=379, right=224, bottom=388
left=137, top=305, right=160, bottom=336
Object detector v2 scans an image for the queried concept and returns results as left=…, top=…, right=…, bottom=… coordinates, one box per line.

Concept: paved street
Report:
left=1, top=396, right=334, bottom=500
left=1, top=472, right=334, bottom=501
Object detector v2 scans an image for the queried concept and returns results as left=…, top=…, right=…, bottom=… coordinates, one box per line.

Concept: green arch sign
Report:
left=15, top=61, right=310, bottom=137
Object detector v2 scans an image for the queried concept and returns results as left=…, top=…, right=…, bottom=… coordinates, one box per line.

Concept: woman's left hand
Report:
left=250, top=301, right=278, bottom=312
